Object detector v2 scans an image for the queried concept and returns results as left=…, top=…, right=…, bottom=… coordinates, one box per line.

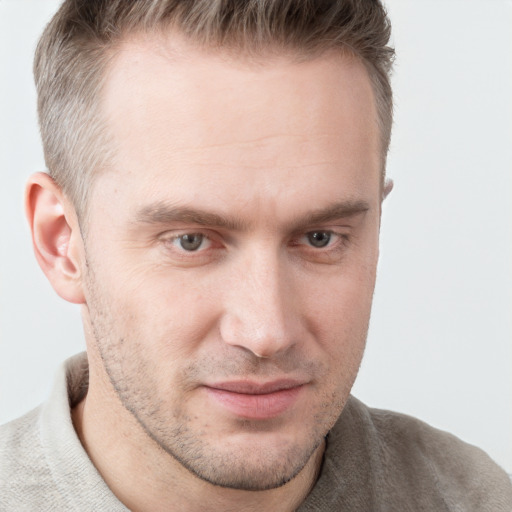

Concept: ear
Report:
left=25, top=172, right=86, bottom=304
left=383, top=178, right=394, bottom=200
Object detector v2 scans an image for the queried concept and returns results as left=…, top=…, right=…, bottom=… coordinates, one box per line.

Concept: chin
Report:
left=147, top=419, right=324, bottom=491
left=178, top=437, right=322, bottom=491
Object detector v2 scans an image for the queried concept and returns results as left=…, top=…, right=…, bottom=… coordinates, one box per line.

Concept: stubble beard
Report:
left=84, top=265, right=362, bottom=491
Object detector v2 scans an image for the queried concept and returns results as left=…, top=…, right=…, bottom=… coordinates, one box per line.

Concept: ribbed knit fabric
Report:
left=1, top=353, right=511, bottom=511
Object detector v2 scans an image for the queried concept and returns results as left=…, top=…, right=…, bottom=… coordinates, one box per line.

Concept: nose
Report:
left=219, top=251, right=300, bottom=358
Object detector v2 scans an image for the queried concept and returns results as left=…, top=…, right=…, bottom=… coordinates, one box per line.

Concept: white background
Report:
left=1, top=0, right=511, bottom=472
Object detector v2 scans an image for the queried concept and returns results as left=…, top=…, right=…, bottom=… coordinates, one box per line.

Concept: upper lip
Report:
left=206, top=379, right=306, bottom=395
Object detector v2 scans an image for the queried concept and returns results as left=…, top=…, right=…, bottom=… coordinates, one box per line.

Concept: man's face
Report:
left=81, top=37, right=382, bottom=490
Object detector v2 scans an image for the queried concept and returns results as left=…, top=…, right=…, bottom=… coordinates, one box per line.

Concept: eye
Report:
left=305, top=231, right=332, bottom=248
left=172, top=233, right=209, bottom=252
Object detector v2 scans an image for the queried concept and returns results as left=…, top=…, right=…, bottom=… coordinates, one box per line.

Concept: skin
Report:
left=26, top=34, right=389, bottom=512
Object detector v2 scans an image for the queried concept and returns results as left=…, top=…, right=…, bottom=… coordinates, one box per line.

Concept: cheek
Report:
left=111, top=271, right=223, bottom=358
left=300, top=260, right=376, bottom=362
left=303, top=257, right=377, bottom=321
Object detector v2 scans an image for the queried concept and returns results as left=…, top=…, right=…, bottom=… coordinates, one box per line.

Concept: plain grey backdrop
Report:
left=1, top=0, right=511, bottom=471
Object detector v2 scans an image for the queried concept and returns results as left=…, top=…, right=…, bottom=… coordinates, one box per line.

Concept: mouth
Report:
left=203, top=379, right=306, bottom=420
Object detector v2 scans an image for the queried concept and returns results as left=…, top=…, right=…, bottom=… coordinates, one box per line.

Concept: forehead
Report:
left=95, top=33, right=380, bottom=219
left=103, top=35, right=377, bottom=143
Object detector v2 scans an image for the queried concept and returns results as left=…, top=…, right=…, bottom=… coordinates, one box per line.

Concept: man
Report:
left=1, top=0, right=511, bottom=510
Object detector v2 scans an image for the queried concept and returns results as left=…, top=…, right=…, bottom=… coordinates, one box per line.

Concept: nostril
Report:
left=251, top=350, right=271, bottom=359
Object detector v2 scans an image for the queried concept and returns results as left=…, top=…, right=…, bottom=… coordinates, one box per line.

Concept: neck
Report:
left=72, top=375, right=324, bottom=512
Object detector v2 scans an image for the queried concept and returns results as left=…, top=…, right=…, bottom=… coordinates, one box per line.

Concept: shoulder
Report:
left=329, top=397, right=512, bottom=510
left=0, top=356, right=127, bottom=512
left=0, top=407, right=62, bottom=510
left=365, top=400, right=508, bottom=478
left=1, top=406, right=47, bottom=480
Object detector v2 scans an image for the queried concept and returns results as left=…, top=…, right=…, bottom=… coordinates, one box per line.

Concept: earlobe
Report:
left=25, top=172, right=86, bottom=304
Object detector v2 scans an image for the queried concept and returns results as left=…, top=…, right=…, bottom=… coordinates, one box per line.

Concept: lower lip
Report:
left=204, top=386, right=303, bottom=420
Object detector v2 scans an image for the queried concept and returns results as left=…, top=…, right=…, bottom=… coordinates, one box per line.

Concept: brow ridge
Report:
left=135, top=199, right=370, bottom=232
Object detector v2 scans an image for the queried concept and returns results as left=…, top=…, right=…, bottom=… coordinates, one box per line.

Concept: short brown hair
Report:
left=34, top=0, right=394, bottom=216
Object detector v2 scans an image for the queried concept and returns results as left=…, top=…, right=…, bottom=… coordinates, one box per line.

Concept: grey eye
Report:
left=307, top=231, right=331, bottom=248
left=179, top=234, right=204, bottom=251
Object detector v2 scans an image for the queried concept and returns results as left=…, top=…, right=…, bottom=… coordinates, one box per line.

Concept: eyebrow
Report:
left=134, top=200, right=370, bottom=232
left=297, top=201, right=370, bottom=231
left=135, top=203, right=248, bottom=231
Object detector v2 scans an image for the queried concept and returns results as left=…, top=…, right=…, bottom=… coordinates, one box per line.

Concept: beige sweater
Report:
left=1, top=353, right=511, bottom=511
